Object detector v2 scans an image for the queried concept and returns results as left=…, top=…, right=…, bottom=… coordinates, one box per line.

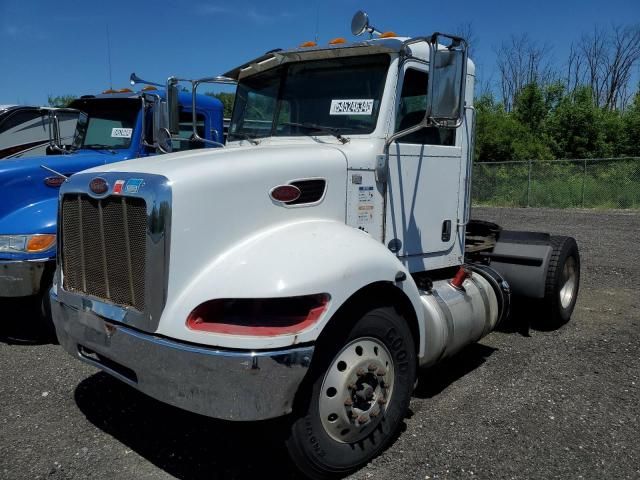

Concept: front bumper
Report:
left=51, top=290, right=314, bottom=421
left=0, top=259, right=51, bottom=297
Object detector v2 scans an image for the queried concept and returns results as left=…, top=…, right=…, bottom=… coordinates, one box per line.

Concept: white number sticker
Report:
left=111, top=128, right=133, bottom=138
left=330, top=99, right=374, bottom=115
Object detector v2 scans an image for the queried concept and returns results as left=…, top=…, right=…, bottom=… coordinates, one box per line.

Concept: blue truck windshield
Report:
left=228, top=54, right=390, bottom=141
left=69, top=98, right=140, bottom=150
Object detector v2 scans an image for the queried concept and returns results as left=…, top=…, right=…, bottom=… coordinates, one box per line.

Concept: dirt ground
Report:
left=1, top=207, right=638, bottom=479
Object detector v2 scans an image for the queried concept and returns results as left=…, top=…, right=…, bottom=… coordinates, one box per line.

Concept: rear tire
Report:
left=286, top=306, right=416, bottom=479
left=539, top=235, right=580, bottom=329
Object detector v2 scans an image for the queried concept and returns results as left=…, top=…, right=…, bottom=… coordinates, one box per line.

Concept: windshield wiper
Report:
left=280, top=122, right=349, bottom=144
left=228, top=132, right=259, bottom=145
left=83, top=144, right=117, bottom=154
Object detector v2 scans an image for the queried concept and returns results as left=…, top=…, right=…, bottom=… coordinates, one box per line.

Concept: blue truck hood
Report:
left=0, top=149, right=132, bottom=235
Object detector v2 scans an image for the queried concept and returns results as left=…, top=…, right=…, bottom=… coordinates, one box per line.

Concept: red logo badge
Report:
left=113, top=180, right=125, bottom=194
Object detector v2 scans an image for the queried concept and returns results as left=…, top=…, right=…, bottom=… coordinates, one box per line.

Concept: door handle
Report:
left=441, top=220, right=452, bottom=242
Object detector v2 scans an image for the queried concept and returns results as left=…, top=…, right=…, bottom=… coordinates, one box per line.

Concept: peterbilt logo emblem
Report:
left=89, top=177, right=109, bottom=195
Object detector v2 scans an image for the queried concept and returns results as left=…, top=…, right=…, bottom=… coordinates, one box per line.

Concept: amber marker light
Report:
left=299, top=41, right=317, bottom=48
left=328, top=37, right=346, bottom=45
left=26, top=234, right=57, bottom=252
left=379, top=31, right=398, bottom=38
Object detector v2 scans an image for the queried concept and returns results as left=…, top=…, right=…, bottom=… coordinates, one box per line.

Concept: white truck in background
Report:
left=50, top=11, right=580, bottom=479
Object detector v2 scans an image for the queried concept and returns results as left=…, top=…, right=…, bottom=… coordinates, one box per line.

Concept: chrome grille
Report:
left=61, top=194, right=147, bottom=311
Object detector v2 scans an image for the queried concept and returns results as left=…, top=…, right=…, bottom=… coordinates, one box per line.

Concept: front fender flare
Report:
left=158, top=220, right=426, bottom=352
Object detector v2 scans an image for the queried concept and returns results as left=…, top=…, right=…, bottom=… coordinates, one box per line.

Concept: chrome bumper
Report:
left=0, top=259, right=50, bottom=297
left=51, top=291, right=314, bottom=421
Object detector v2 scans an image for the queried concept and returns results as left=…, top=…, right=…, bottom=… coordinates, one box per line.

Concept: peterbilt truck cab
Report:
left=0, top=82, right=223, bottom=324
left=51, top=12, right=580, bottom=479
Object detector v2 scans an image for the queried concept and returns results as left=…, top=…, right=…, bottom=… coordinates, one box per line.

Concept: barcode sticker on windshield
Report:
left=330, top=99, right=374, bottom=115
left=111, top=128, right=133, bottom=138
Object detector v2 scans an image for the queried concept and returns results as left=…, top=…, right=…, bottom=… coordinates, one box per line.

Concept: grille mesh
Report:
left=62, top=194, right=147, bottom=311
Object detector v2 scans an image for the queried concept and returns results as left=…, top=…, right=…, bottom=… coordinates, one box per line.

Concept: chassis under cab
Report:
left=50, top=12, right=580, bottom=479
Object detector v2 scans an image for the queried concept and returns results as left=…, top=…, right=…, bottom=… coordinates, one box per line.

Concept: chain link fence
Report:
left=472, top=157, right=640, bottom=209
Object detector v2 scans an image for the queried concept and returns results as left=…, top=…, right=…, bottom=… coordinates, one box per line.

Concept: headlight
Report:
left=0, top=234, right=56, bottom=253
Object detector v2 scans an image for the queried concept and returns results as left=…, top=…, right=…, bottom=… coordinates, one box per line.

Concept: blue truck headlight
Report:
left=0, top=234, right=56, bottom=253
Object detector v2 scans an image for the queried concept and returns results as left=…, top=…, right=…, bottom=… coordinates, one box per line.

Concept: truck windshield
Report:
left=228, top=54, right=390, bottom=141
left=69, top=98, right=140, bottom=150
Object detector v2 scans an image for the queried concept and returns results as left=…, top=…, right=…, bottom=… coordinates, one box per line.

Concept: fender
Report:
left=157, top=219, right=427, bottom=353
left=0, top=196, right=58, bottom=261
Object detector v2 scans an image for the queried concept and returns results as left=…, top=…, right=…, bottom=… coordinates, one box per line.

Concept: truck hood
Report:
left=0, top=150, right=131, bottom=231
left=68, top=144, right=349, bottom=329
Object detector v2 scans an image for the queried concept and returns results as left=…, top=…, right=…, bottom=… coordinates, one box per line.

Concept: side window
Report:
left=395, top=68, right=455, bottom=146
left=172, top=111, right=206, bottom=151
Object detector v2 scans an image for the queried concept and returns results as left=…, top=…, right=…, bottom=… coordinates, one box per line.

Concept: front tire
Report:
left=286, top=306, right=416, bottom=479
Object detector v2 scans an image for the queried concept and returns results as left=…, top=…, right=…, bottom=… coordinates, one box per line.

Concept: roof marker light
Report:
left=299, top=41, right=317, bottom=48
left=379, top=31, right=398, bottom=38
left=328, top=37, right=346, bottom=45
left=117, top=88, right=133, bottom=93
left=142, top=85, right=157, bottom=91
left=102, top=89, right=117, bottom=94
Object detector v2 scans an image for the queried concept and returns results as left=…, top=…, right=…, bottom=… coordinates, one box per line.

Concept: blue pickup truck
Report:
left=0, top=86, right=223, bottom=324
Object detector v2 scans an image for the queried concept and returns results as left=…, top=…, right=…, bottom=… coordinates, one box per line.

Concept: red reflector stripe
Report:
left=186, top=294, right=330, bottom=336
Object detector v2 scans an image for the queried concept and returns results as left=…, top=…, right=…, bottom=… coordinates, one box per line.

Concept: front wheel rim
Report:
left=318, top=337, right=395, bottom=443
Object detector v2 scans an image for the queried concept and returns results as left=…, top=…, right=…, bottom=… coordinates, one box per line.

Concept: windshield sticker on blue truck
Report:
left=111, top=128, right=133, bottom=138
left=124, top=178, right=144, bottom=194
left=330, top=99, right=374, bottom=115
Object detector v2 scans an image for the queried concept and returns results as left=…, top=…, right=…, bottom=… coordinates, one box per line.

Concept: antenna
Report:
left=314, top=0, right=320, bottom=43
left=106, top=25, right=113, bottom=89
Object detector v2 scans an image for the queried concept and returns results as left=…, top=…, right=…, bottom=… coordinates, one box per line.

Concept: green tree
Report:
left=623, top=87, right=640, bottom=156
left=205, top=92, right=235, bottom=118
left=47, top=94, right=77, bottom=107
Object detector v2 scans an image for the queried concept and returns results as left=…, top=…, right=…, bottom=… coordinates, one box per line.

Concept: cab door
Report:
left=384, top=63, right=463, bottom=270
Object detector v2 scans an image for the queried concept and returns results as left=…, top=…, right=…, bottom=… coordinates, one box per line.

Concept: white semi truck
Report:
left=51, top=12, right=580, bottom=479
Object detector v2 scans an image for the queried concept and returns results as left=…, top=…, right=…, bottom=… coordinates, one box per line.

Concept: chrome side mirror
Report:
left=426, top=33, right=468, bottom=128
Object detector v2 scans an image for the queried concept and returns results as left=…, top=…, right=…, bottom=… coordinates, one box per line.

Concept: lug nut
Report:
left=377, top=397, right=387, bottom=405
left=344, top=398, right=353, bottom=406
left=368, top=363, right=377, bottom=372
left=356, top=368, right=365, bottom=377
left=348, top=383, right=357, bottom=391
left=357, top=414, right=370, bottom=424
left=370, top=410, right=379, bottom=418
left=376, top=368, right=386, bottom=376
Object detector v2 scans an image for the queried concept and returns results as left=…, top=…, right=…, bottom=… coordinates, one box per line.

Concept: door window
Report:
left=395, top=68, right=455, bottom=145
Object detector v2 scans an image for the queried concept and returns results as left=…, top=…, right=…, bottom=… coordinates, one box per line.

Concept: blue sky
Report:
left=1, top=0, right=639, bottom=105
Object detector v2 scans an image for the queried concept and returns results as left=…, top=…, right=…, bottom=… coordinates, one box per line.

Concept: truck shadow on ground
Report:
left=74, top=372, right=305, bottom=480
left=0, top=298, right=55, bottom=345
left=74, top=343, right=499, bottom=479
left=413, top=343, right=497, bottom=399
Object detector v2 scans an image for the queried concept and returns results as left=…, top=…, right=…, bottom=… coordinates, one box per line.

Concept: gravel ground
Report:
left=1, top=207, right=638, bottom=480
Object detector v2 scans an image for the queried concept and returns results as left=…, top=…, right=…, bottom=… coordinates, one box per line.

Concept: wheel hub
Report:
left=319, top=338, right=394, bottom=443
left=560, top=256, right=577, bottom=309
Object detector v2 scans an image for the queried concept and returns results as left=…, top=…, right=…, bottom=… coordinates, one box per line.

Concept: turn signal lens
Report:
left=141, top=85, right=157, bottom=91
left=187, top=294, right=330, bottom=336
left=102, top=89, right=117, bottom=94
left=299, top=41, right=317, bottom=48
left=26, top=234, right=56, bottom=252
left=379, top=31, right=398, bottom=38
left=328, top=37, right=346, bottom=45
